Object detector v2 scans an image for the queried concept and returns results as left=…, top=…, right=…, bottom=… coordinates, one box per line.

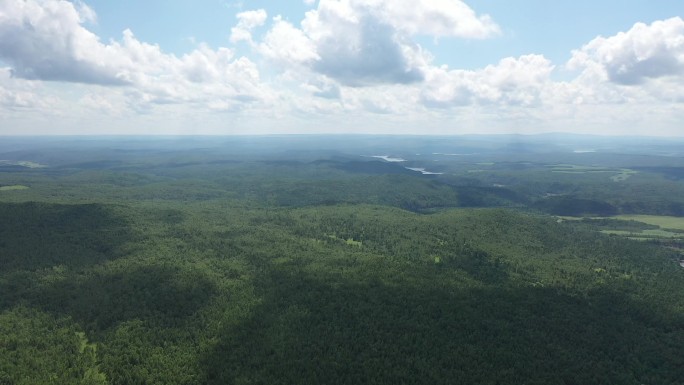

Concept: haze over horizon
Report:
left=1, top=0, right=683, bottom=136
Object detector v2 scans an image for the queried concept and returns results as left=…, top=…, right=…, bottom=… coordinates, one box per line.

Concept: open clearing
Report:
left=601, top=229, right=683, bottom=239
left=550, top=164, right=613, bottom=172
left=559, top=214, right=684, bottom=240
left=549, top=164, right=636, bottom=181
left=0, top=185, right=29, bottom=191
left=0, top=160, right=47, bottom=168
left=613, top=215, right=684, bottom=231
left=610, top=169, right=637, bottom=182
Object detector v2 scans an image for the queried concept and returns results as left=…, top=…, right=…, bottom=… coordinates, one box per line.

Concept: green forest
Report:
left=1, top=136, right=683, bottom=384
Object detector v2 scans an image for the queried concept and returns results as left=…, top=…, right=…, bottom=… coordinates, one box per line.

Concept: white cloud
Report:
left=1, top=1, right=683, bottom=136
left=365, top=0, right=500, bottom=39
left=421, top=55, right=554, bottom=107
left=78, top=91, right=125, bottom=115
left=0, top=0, right=272, bottom=114
left=180, top=44, right=236, bottom=83
left=302, top=7, right=426, bottom=86
left=230, top=9, right=268, bottom=43
left=255, top=11, right=684, bottom=134
left=259, top=16, right=320, bottom=67
left=568, top=17, right=684, bottom=85
left=0, top=0, right=128, bottom=84
left=344, top=84, right=421, bottom=115
left=301, top=78, right=342, bottom=99
left=259, top=0, right=497, bottom=86
left=0, top=68, right=52, bottom=111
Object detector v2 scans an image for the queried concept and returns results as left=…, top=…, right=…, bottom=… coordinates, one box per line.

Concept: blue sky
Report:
left=1, top=0, right=683, bottom=135
left=85, top=0, right=683, bottom=70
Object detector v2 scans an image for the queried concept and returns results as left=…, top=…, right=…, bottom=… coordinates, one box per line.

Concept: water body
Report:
left=405, top=167, right=443, bottom=175
left=369, top=155, right=406, bottom=162
left=432, top=153, right=474, bottom=156
left=0, top=160, right=47, bottom=168
left=573, top=150, right=596, bottom=153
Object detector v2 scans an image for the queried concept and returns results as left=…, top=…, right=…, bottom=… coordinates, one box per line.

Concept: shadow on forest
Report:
left=5, top=264, right=216, bottom=333
left=0, top=202, right=134, bottom=272
left=441, top=246, right=509, bottom=284
left=200, top=267, right=683, bottom=385
left=0, top=202, right=212, bottom=333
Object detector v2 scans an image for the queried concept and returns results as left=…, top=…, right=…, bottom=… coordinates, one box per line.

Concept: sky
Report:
left=0, top=0, right=683, bottom=136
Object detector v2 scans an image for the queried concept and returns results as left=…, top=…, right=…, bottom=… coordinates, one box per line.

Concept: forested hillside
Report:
left=1, top=137, right=683, bottom=384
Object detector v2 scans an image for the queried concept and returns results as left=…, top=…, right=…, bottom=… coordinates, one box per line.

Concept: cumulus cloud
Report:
left=0, top=0, right=128, bottom=84
left=179, top=44, right=236, bottom=83
left=230, top=9, right=267, bottom=43
left=2, top=1, right=683, bottom=136
left=568, top=17, right=684, bottom=85
left=0, top=68, right=51, bottom=110
left=260, top=0, right=498, bottom=86
left=301, top=78, right=341, bottom=99
left=259, top=17, right=320, bottom=67
left=304, top=11, right=425, bottom=86
left=421, top=55, right=554, bottom=107
left=367, top=0, right=500, bottom=39
left=78, top=91, right=125, bottom=115
left=344, top=84, right=421, bottom=115
left=0, top=0, right=271, bottom=112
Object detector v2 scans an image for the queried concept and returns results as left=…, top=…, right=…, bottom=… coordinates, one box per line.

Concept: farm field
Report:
left=613, top=215, right=684, bottom=231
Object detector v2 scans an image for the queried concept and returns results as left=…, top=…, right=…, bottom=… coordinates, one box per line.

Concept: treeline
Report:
left=4, top=153, right=684, bottom=216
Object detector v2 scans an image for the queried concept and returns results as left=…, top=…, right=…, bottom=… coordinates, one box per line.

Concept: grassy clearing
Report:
left=345, top=238, right=362, bottom=247
left=550, top=164, right=613, bottom=172
left=557, top=215, right=684, bottom=229
left=549, top=164, right=636, bottom=181
left=0, top=160, right=47, bottom=168
left=600, top=229, right=683, bottom=239
left=560, top=214, right=684, bottom=241
left=556, top=216, right=583, bottom=221
left=326, top=234, right=362, bottom=247
left=610, top=169, right=637, bottom=182
left=0, top=185, right=29, bottom=191
left=613, top=215, right=684, bottom=231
